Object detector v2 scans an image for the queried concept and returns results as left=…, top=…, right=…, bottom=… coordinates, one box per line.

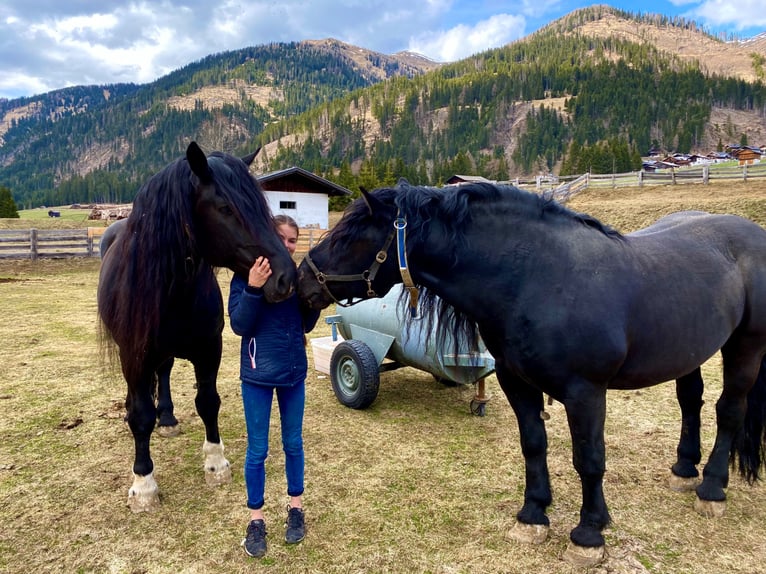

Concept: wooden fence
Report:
left=0, top=228, right=103, bottom=260
left=516, top=162, right=766, bottom=200
left=0, top=227, right=327, bottom=261
left=4, top=161, right=766, bottom=261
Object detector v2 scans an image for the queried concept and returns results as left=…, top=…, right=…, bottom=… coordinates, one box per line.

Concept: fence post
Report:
left=638, top=170, right=643, bottom=187
left=703, top=165, right=709, bottom=184
left=743, top=164, right=748, bottom=181
left=30, top=229, right=38, bottom=260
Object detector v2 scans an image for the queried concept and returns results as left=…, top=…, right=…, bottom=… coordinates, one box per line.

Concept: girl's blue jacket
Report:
left=228, top=273, right=320, bottom=387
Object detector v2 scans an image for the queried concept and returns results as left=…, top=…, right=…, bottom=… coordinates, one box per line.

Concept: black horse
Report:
left=297, top=181, right=766, bottom=565
left=98, top=142, right=295, bottom=512
left=101, top=218, right=179, bottom=436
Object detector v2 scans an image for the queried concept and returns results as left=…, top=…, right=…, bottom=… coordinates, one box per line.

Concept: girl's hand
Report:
left=247, top=256, right=272, bottom=288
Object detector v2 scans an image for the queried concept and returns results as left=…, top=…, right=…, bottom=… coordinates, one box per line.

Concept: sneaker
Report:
left=285, top=506, right=305, bottom=544
left=242, top=519, right=267, bottom=558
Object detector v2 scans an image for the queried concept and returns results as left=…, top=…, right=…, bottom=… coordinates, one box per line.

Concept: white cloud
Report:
left=688, top=0, right=766, bottom=31
left=0, top=1, right=538, bottom=98
left=0, top=71, right=53, bottom=99
left=409, top=13, right=526, bottom=62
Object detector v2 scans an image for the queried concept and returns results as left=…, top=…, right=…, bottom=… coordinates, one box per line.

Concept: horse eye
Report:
left=219, top=205, right=233, bottom=216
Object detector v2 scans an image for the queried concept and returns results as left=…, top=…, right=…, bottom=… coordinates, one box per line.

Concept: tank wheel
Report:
left=330, top=340, right=380, bottom=409
left=470, top=399, right=487, bottom=417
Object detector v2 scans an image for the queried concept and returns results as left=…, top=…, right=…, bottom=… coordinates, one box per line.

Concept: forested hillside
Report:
left=1, top=5, right=765, bottom=209
left=0, top=40, right=436, bottom=208
left=260, top=6, right=766, bottom=199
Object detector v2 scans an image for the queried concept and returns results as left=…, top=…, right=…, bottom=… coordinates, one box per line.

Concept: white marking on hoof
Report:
left=127, top=472, right=160, bottom=513
left=203, top=440, right=231, bottom=486
left=156, top=424, right=181, bottom=438
left=563, top=542, right=606, bottom=567
left=508, top=521, right=549, bottom=544
left=694, top=497, right=726, bottom=518
left=669, top=473, right=700, bottom=492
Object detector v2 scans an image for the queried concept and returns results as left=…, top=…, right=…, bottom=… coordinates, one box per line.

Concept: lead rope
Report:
left=395, top=214, right=419, bottom=317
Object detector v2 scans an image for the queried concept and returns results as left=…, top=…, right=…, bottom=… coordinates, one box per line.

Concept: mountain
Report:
left=1, top=5, right=765, bottom=208
left=0, top=39, right=439, bottom=208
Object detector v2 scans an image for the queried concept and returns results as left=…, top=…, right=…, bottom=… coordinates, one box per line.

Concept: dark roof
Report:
left=257, top=166, right=351, bottom=197
left=444, top=174, right=495, bottom=185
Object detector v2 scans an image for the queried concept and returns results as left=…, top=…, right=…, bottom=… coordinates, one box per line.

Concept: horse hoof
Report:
left=669, top=473, right=700, bottom=492
left=202, top=440, right=231, bottom=486
left=205, top=464, right=232, bottom=486
left=156, top=424, right=181, bottom=438
left=694, top=497, right=726, bottom=518
left=127, top=473, right=160, bottom=513
left=508, top=521, right=549, bottom=544
left=127, top=492, right=161, bottom=513
left=563, top=542, right=606, bottom=567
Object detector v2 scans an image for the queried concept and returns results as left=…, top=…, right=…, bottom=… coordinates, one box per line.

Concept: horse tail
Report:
left=732, top=356, right=766, bottom=483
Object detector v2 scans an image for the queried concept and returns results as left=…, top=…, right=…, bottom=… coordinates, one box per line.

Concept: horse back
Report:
left=613, top=212, right=766, bottom=386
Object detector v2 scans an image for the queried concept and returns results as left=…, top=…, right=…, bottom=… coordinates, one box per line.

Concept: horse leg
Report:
left=124, top=363, right=161, bottom=512
left=669, top=368, right=704, bottom=491
left=496, top=367, right=552, bottom=545
left=695, top=343, right=761, bottom=517
left=191, top=336, right=231, bottom=487
left=561, top=381, right=610, bottom=567
left=155, top=357, right=180, bottom=437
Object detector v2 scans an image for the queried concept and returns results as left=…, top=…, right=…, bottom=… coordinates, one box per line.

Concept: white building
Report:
left=258, top=166, right=351, bottom=229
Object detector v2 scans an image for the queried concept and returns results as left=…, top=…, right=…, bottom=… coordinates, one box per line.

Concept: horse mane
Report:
left=101, top=151, right=272, bottom=359
left=389, top=180, right=623, bottom=357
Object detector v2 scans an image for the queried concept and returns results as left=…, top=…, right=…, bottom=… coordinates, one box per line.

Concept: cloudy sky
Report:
left=1, top=0, right=765, bottom=100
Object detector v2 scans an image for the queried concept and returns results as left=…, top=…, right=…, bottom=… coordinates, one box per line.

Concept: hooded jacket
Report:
left=228, top=273, right=320, bottom=387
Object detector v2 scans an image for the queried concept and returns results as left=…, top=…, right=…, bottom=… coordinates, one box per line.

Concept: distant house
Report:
left=734, top=147, right=762, bottom=166
left=706, top=151, right=731, bottom=163
left=444, top=174, right=495, bottom=186
left=642, top=160, right=677, bottom=172
left=724, top=144, right=763, bottom=166
left=257, top=166, right=351, bottom=229
left=661, top=154, right=693, bottom=167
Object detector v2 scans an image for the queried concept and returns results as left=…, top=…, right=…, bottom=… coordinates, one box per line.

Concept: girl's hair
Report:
left=273, top=214, right=299, bottom=236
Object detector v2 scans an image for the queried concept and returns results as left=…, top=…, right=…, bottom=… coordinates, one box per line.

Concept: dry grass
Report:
left=1, top=182, right=766, bottom=573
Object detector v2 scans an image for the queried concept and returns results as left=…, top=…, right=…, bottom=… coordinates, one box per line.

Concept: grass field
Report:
left=1, top=181, right=765, bottom=573
left=2, top=206, right=106, bottom=230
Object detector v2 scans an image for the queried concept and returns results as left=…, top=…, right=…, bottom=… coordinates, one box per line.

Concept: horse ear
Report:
left=242, top=147, right=261, bottom=166
left=359, top=185, right=375, bottom=215
left=360, top=186, right=393, bottom=218
left=187, top=141, right=212, bottom=183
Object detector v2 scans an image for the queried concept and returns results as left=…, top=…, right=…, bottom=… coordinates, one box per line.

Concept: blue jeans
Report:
left=241, top=381, right=305, bottom=510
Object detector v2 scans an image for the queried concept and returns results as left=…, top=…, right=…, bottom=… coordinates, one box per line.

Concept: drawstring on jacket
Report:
left=248, top=337, right=256, bottom=369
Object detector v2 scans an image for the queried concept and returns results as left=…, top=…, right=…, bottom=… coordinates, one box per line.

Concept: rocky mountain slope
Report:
left=1, top=5, right=765, bottom=206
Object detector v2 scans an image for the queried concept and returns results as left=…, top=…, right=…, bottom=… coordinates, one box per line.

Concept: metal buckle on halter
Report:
left=394, top=217, right=407, bottom=230
left=361, top=270, right=376, bottom=297
left=315, top=271, right=327, bottom=284
left=375, top=251, right=387, bottom=263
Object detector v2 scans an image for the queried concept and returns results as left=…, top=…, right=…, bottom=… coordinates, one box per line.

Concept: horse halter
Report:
left=303, top=225, right=396, bottom=308
left=304, top=214, right=419, bottom=315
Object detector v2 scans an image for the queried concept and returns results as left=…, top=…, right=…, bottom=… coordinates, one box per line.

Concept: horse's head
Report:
left=186, top=142, right=296, bottom=302
left=297, top=186, right=402, bottom=310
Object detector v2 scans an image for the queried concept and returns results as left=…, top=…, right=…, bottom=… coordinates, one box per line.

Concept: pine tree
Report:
left=0, top=186, right=20, bottom=218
